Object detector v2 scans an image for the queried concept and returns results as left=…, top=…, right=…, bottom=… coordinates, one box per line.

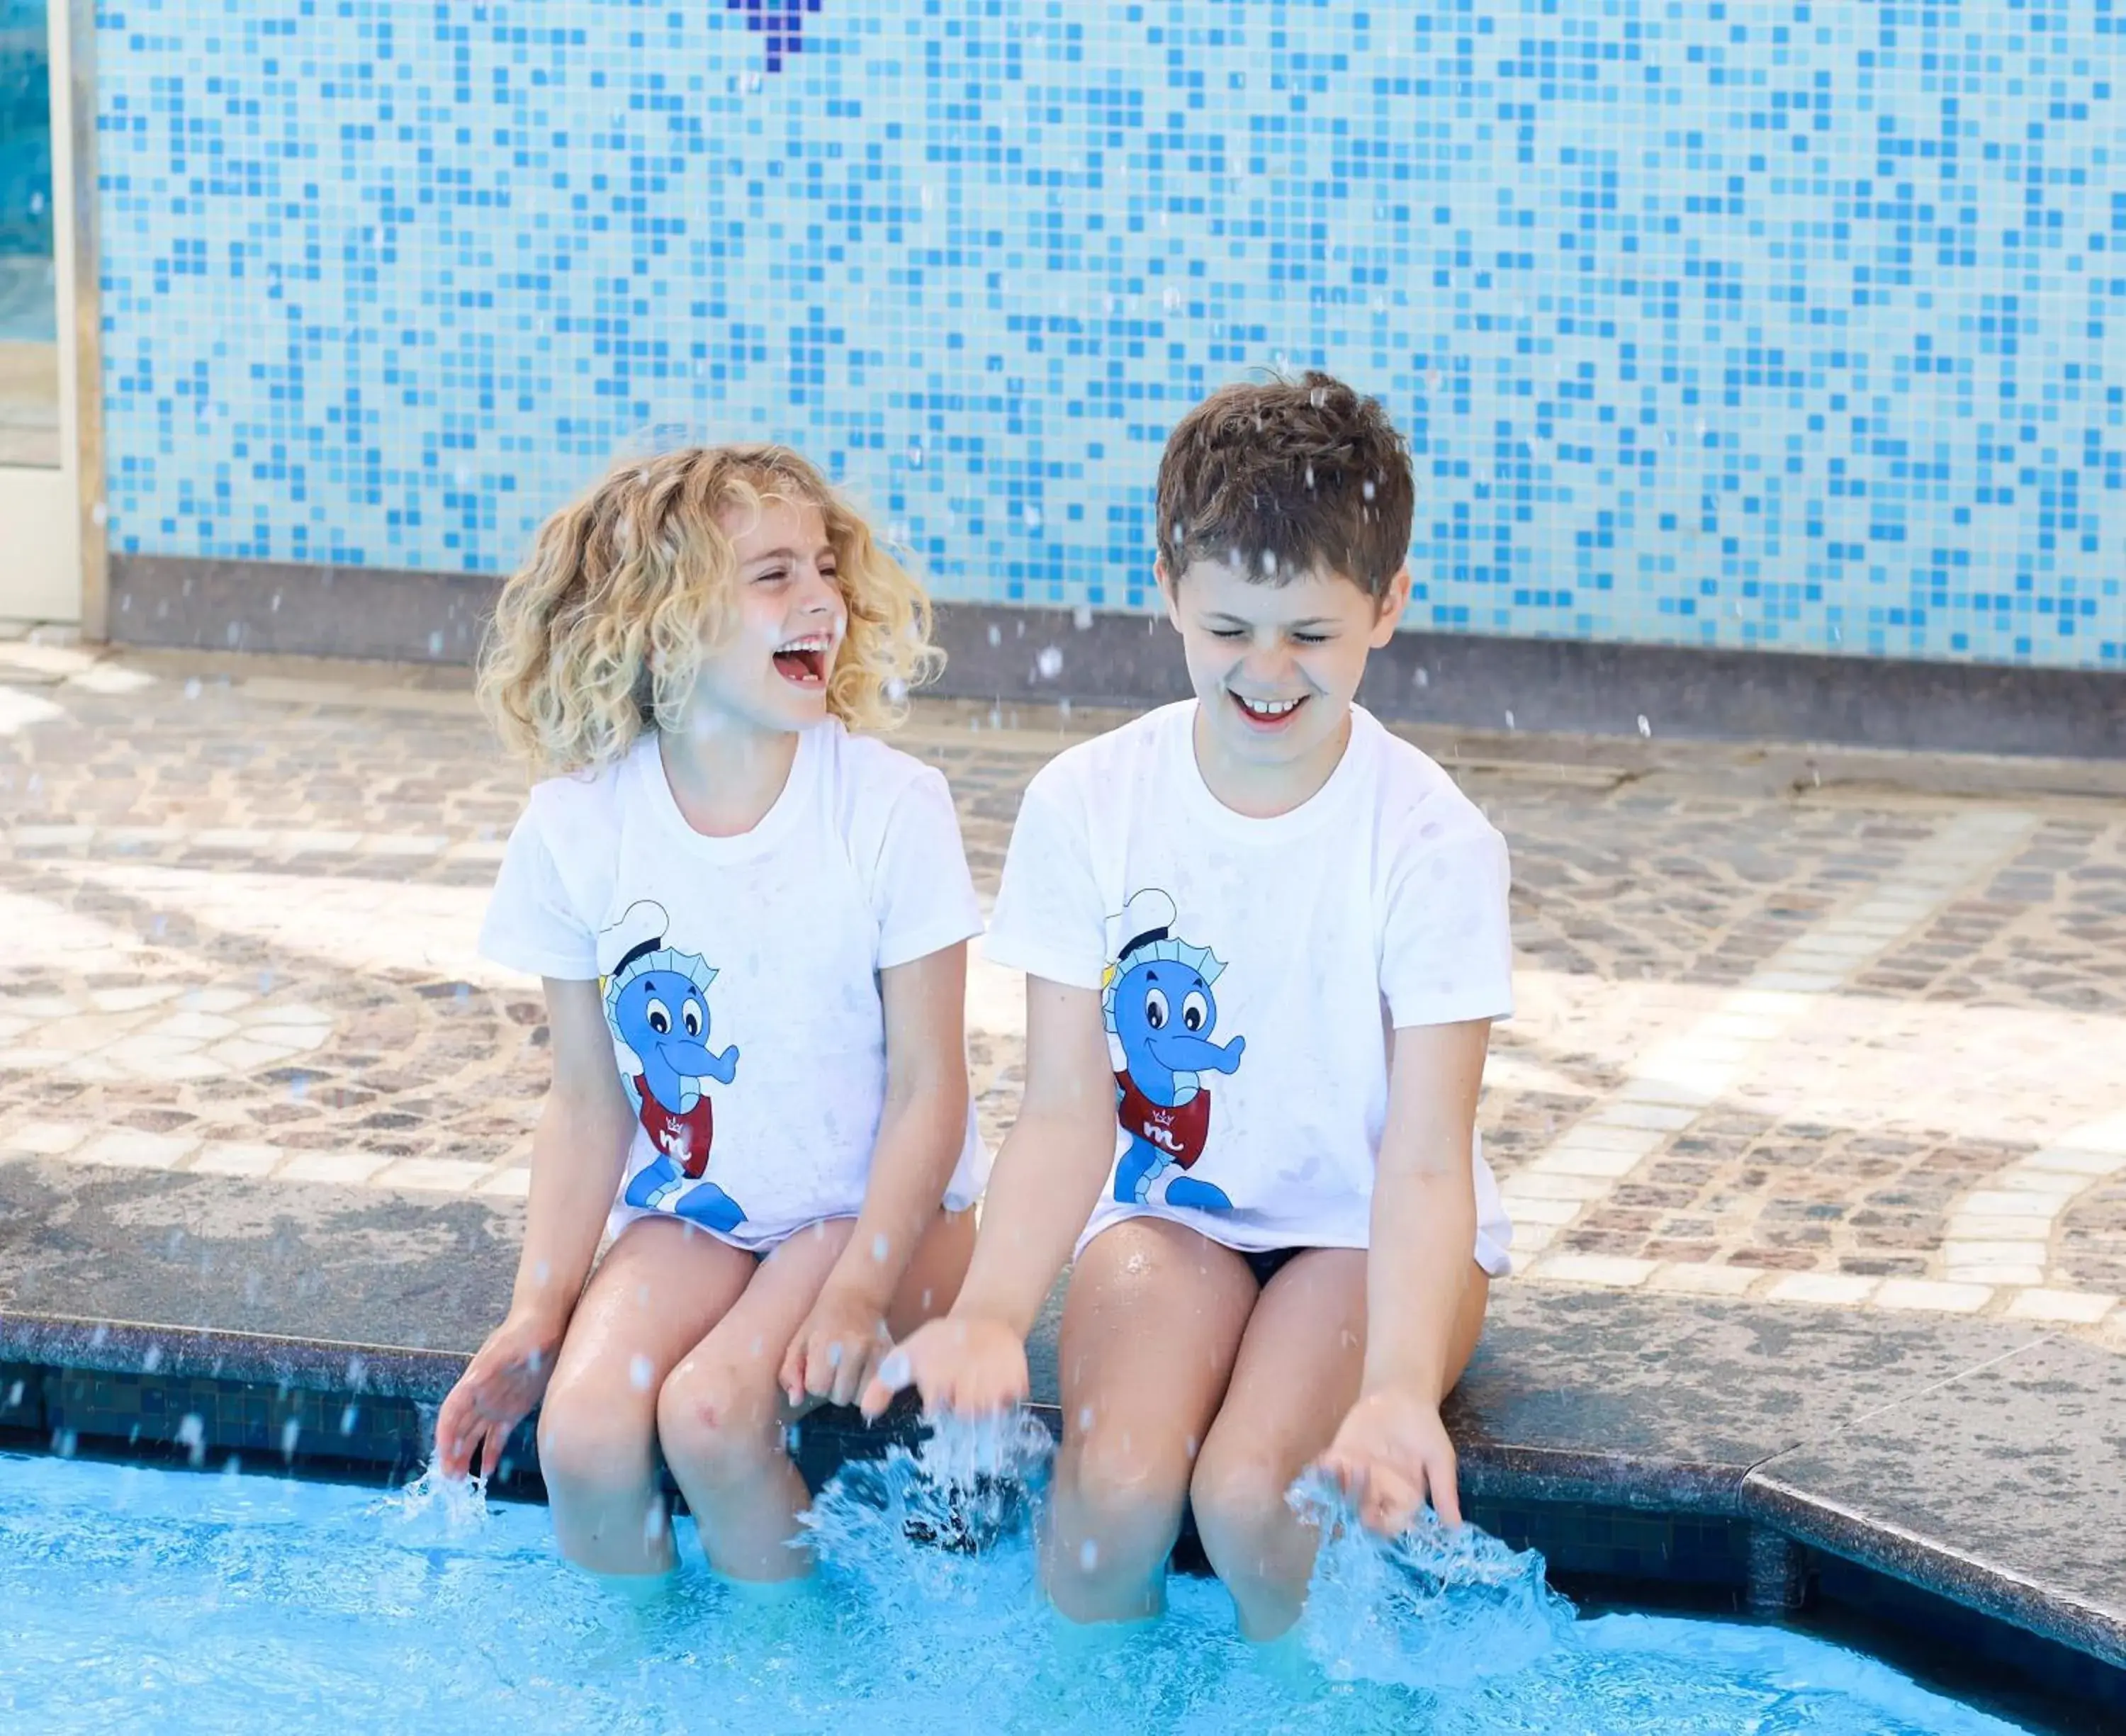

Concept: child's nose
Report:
left=1241, top=640, right=1295, bottom=686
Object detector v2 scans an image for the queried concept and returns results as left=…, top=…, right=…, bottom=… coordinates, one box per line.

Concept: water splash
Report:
left=803, top=1411, right=1053, bottom=1601
left=1289, top=1470, right=1570, bottom=1691
left=372, top=1458, right=491, bottom=1540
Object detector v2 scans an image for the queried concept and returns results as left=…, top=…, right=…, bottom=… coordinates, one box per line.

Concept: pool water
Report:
left=0, top=1421, right=2025, bottom=1735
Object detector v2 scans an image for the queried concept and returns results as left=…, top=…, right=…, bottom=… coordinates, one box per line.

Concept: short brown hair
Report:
left=1154, top=371, right=1414, bottom=600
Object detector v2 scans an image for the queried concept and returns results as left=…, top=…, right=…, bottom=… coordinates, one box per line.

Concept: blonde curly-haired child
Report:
left=438, top=445, right=986, bottom=1584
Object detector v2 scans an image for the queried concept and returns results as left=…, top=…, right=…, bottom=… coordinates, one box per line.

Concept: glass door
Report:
left=0, top=0, right=80, bottom=628
left=0, top=0, right=57, bottom=468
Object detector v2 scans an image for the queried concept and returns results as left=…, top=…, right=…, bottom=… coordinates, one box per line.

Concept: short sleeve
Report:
left=1380, top=821, right=1516, bottom=1028
left=871, top=769, right=985, bottom=971
left=478, top=805, right=600, bottom=979
left=982, top=762, right=1107, bottom=990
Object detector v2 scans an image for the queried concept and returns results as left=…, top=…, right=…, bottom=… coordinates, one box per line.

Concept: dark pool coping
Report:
left=6, top=1286, right=2120, bottom=1677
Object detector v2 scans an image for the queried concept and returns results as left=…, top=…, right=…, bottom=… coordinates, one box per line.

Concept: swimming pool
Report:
left=0, top=1427, right=2027, bottom=1735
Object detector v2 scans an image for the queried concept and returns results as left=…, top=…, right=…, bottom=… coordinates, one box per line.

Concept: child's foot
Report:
left=1164, top=1176, right=1232, bottom=1212
left=673, top=1180, right=744, bottom=1233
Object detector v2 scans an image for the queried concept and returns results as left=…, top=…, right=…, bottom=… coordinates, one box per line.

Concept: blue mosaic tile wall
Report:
left=95, top=0, right=2124, bottom=668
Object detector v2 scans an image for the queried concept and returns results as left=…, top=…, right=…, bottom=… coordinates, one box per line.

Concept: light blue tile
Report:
left=91, top=0, right=2125, bottom=670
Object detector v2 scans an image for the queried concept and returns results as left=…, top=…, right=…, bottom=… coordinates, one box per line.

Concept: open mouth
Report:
left=772, top=634, right=831, bottom=688
left=1227, top=689, right=1307, bottom=731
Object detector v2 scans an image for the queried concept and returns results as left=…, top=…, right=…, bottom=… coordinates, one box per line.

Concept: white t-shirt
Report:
left=479, top=721, right=989, bottom=1252
left=984, top=701, right=1514, bottom=1274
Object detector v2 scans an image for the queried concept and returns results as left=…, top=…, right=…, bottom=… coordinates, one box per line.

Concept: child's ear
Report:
left=1369, top=565, right=1413, bottom=647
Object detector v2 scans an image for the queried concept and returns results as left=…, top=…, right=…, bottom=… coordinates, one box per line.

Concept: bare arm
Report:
left=861, top=973, right=1116, bottom=1415
left=1317, top=1018, right=1490, bottom=1531
left=782, top=942, right=973, bottom=1405
left=434, top=975, right=635, bottom=1476
left=510, top=976, right=640, bottom=1326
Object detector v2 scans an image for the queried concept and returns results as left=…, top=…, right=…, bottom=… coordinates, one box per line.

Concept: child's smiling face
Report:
left=688, top=496, right=848, bottom=733
left=1161, top=554, right=1410, bottom=774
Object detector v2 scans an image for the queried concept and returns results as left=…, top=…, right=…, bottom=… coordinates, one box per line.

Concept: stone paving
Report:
left=2, top=633, right=2122, bottom=1346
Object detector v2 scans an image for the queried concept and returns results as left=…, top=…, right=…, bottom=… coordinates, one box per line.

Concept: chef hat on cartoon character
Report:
left=1116, top=888, right=1178, bottom=966
left=602, top=899, right=670, bottom=979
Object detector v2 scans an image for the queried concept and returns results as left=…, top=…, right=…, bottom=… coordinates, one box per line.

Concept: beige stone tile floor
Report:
left=1, top=637, right=2122, bottom=1347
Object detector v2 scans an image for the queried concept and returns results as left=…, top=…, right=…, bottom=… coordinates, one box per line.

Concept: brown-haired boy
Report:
left=868, top=372, right=1515, bottom=1639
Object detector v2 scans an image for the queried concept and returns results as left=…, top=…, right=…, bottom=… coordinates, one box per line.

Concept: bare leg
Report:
left=536, top=1217, right=758, bottom=1576
left=1045, top=1217, right=1259, bottom=1624
left=1191, top=1256, right=1489, bottom=1641
left=658, top=1207, right=973, bottom=1582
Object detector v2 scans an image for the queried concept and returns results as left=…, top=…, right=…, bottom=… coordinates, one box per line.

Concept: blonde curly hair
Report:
left=479, top=444, right=941, bottom=776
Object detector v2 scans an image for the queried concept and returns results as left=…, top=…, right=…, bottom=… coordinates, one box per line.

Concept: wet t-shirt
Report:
left=479, top=721, right=989, bottom=1251
left=984, top=702, right=1515, bottom=1273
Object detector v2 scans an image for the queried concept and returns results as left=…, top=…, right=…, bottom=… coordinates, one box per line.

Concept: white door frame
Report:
left=0, top=0, right=102, bottom=631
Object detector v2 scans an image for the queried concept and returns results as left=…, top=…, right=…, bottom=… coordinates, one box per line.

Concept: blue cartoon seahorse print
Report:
left=601, top=901, right=745, bottom=1232
left=1103, top=889, right=1245, bottom=1212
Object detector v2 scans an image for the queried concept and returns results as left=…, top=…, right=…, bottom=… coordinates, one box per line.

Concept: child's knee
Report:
left=1061, top=1426, right=1191, bottom=1542
left=536, top=1380, right=650, bottom=1497
left=1188, top=1441, right=1290, bottom=1552
left=656, top=1358, right=781, bottom=1484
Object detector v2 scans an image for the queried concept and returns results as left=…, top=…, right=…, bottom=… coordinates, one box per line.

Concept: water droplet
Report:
left=1072, top=604, right=1093, bottom=631
left=1035, top=646, right=1064, bottom=680
left=1504, top=709, right=1517, bottom=731
left=1079, top=1538, right=1101, bottom=1571
left=1637, top=714, right=1653, bottom=738
left=1077, top=1405, right=1095, bottom=1431
left=986, top=624, right=1002, bottom=648
left=630, top=1353, right=655, bottom=1391
left=281, top=1417, right=301, bottom=1461
left=1260, top=549, right=1278, bottom=575
left=871, top=1232, right=891, bottom=1263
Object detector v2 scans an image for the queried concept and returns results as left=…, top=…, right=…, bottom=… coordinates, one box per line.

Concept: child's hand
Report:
left=1315, top=1385, right=1461, bottom=1534
left=434, top=1310, right=563, bottom=1481
left=857, top=1314, right=1029, bottom=1421
left=780, top=1285, right=893, bottom=1409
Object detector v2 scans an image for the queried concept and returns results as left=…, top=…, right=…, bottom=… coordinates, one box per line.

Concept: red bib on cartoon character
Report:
left=1114, top=1071, right=1211, bottom=1168
left=634, top=1077, right=714, bottom=1178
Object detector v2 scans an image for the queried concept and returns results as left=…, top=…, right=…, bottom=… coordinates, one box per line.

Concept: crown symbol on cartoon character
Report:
left=600, top=900, right=746, bottom=1232
left=1103, top=889, right=1245, bottom=1213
